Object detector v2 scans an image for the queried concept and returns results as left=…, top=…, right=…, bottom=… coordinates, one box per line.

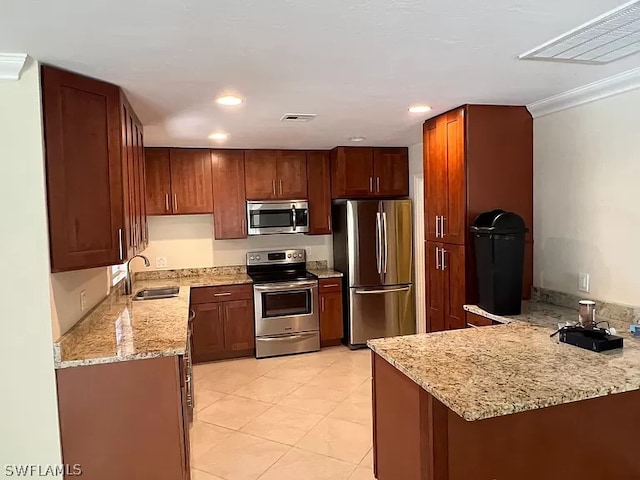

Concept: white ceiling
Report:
left=1, top=0, right=637, bottom=149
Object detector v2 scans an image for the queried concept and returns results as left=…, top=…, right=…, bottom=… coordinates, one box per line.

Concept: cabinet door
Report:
left=373, top=148, right=409, bottom=197
left=277, top=151, right=308, bottom=199
left=331, top=147, right=374, bottom=198
left=137, top=128, right=148, bottom=250
left=145, top=148, right=172, bottom=215
left=320, top=291, right=343, bottom=346
left=244, top=150, right=278, bottom=200
left=426, top=241, right=445, bottom=332
left=42, top=65, right=124, bottom=272
left=443, top=243, right=466, bottom=330
left=121, top=102, right=136, bottom=259
left=424, top=120, right=447, bottom=242
left=191, top=303, right=225, bottom=362
left=307, top=151, right=332, bottom=235
left=444, top=109, right=466, bottom=245
left=169, top=149, right=213, bottom=214
left=223, top=299, right=255, bottom=352
left=212, top=150, right=247, bottom=239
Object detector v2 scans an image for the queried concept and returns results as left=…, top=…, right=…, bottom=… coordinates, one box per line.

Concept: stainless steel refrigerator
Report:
left=332, top=199, right=416, bottom=347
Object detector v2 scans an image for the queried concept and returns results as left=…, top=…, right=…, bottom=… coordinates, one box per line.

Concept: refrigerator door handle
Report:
left=375, top=212, right=382, bottom=274
left=355, top=286, right=412, bottom=295
left=382, top=211, right=388, bottom=274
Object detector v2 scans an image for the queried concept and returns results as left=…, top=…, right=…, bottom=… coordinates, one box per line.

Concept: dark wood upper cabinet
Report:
left=42, top=65, right=125, bottom=272
left=331, top=146, right=409, bottom=199
left=145, top=148, right=171, bottom=215
left=374, top=148, right=409, bottom=197
left=307, top=151, right=332, bottom=235
left=169, top=149, right=213, bottom=214
left=277, top=150, right=308, bottom=199
left=424, top=119, right=447, bottom=243
left=244, top=150, right=307, bottom=200
left=211, top=149, right=247, bottom=239
left=244, top=150, right=278, bottom=200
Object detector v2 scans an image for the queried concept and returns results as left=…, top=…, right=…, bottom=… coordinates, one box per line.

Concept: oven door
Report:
left=247, top=201, right=309, bottom=235
left=254, top=281, right=319, bottom=336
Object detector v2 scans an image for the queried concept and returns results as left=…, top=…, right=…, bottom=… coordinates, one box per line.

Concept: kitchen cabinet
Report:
left=212, top=149, right=247, bottom=239
left=424, top=105, right=533, bottom=332
left=319, top=279, right=343, bottom=346
left=331, top=146, right=409, bottom=199
left=144, top=148, right=213, bottom=215
left=190, top=284, right=254, bottom=362
left=56, top=356, right=191, bottom=480
left=466, top=311, right=496, bottom=328
left=426, top=242, right=465, bottom=332
left=42, top=65, right=147, bottom=272
left=307, top=151, right=332, bottom=235
left=244, top=150, right=308, bottom=200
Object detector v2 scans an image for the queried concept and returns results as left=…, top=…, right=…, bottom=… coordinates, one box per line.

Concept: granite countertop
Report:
left=53, top=272, right=252, bottom=369
left=368, top=303, right=640, bottom=422
left=308, top=268, right=343, bottom=279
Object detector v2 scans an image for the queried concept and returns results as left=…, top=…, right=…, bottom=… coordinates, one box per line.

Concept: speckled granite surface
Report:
left=369, top=302, right=640, bottom=422
left=308, top=268, right=343, bottom=279
left=54, top=273, right=252, bottom=369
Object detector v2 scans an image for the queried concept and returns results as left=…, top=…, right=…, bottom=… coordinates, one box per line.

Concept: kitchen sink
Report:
left=133, top=286, right=180, bottom=301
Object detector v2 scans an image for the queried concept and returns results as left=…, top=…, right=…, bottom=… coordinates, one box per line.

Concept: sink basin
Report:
left=133, top=286, right=180, bottom=301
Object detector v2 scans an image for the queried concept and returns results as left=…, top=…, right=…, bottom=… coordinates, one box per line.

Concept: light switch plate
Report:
left=578, top=273, right=590, bottom=293
left=80, top=290, right=87, bottom=311
left=156, top=256, right=167, bottom=268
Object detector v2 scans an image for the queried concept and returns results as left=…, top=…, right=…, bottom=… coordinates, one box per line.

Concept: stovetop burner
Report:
left=246, top=248, right=316, bottom=284
left=248, top=270, right=317, bottom=285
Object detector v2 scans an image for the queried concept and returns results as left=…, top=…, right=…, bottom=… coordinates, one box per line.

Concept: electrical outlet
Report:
left=578, top=273, right=590, bottom=293
left=80, top=290, right=87, bottom=311
left=156, top=256, right=167, bottom=268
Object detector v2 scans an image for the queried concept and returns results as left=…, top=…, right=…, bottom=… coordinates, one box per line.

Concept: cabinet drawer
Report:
left=190, top=284, right=253, bottom=304
left=319, top=278, right=342, bottom=293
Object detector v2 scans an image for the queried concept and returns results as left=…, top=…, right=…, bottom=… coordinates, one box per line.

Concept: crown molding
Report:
left=0, top=53, right=28, bottom=80
left=527, top=67, right=640, bottom=118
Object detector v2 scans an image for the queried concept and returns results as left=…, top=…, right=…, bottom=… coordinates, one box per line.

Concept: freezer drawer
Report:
left=348, top=284, right=416, bottom=346
left=255, top=331, right=320, bottom=358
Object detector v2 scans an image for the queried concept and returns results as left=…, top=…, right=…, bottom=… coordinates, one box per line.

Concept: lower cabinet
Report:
left=426, top=242, right=466, bottom=332
left=190, top=284, right=255, bottom=363
left=319, top=278, right=344, bottom=347
left=466, top=312, right=498, bottom=328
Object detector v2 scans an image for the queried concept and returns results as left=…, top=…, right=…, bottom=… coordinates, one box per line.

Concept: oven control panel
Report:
left=247, top=249, right=306, bottom=265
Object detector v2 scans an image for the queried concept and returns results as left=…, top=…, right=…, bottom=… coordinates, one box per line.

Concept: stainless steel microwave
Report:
left=247, top=201, right=310, bottom=235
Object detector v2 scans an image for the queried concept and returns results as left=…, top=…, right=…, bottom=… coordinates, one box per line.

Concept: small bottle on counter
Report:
left=578, top=300, right=596, bottom=329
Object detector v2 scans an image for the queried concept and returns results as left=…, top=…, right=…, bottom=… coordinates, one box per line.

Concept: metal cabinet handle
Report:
left=165, top=194, right=170, bottom=212
left=214, top=292, right=232, bottom=297
left=327, top=215, right=331, bottom=231
left=323, top=284, right=339, bottom=288
left=376, top=177, right=380, bottom=192
left=272, top=180, right=276, bottom=196
left=435, top=247, right=441, bottom=270
left=441, top=248, right=447, bottom=270
left=441, top=216, right=446, bottom=237
left=118, top=228, right=124, bottom=261
left=369, top=177, right=373, bottom=193
left=321, top=296, right=325, bottom=312
left=280, top=179, right=283, bottom=195
left=173, top=194, right=178, bottom=212
left=435, top=216, right=440, bottom=238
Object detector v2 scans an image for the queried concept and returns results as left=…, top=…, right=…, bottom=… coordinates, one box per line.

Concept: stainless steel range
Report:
left=247, top=249, right=319, bottom=358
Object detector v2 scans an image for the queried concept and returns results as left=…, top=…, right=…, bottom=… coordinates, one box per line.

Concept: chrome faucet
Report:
left=123, top=254, right=150, bottom=295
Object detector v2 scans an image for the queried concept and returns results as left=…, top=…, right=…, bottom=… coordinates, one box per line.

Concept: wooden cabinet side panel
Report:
left=307, top=151, right=332, bottom=235
left=56, top=357, right=186, bottom=480
left=169, top=148, right=213, bottom=214
left=244, top=150, right=278, bottom=200
left=465, top=105, right=533, bottom=298
left=42, top=65, right=123, bottom=271
left=145, top=148, right=172, bottom=216
left=277, top=150, right=308, bottom=199
left=211, top=149, right=247, bottom=239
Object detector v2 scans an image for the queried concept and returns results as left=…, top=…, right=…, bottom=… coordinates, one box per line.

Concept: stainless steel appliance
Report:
left=247, top=249, right=319, bottom=358
left=333, top=199, right=416, bottom=347
left=247, top=200, right=309, bottom=235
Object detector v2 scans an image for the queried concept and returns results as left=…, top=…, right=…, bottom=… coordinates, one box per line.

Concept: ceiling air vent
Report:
left=519, top=0, right=640, bottom=64
left=280, top=113, right=318, bottom=122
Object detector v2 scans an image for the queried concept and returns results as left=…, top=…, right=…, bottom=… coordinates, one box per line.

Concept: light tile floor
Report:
left=191, top=346, right=375, bottom=480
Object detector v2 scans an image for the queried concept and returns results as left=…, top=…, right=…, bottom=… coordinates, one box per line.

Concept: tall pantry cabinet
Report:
left=424, top=105, right=533, bottom=332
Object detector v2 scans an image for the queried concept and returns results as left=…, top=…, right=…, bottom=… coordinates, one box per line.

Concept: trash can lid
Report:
left=470, top=209, right=529, bottom=234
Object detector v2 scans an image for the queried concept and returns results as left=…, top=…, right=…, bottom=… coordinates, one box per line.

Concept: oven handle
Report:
left=258, top=332, right=318, bottom=342
left=254, top=281, right=318, bottom=291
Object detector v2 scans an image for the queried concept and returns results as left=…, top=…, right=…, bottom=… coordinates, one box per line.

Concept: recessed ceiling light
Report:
left=409, top=105, right=432, bottom=113
left=209, top=132, right=229, bottom=141
left=349, top=136, right=366, bottom=142
left=215, top=95, right=243, bottom=106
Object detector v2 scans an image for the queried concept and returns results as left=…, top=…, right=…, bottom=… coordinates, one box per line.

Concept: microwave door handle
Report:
left=292, top=204, right=297, bottom=231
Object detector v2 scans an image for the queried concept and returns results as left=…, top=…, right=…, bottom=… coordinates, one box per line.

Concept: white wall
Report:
left=408, top=142, right=426, bottom=332
left=0, top=59, right=62, bottom=472
left=534, top=88, right=640, bottom=306
left=140, top=215, right=333, bottom=270
left=50, top=268, right=110, bottom=339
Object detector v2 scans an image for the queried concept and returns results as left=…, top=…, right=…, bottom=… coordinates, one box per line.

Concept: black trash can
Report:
left=470, top=210, right=529, bottom=315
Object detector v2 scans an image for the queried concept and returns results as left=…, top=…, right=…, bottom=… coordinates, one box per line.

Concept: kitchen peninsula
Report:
left=368, top=306, right=640, bottom=480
